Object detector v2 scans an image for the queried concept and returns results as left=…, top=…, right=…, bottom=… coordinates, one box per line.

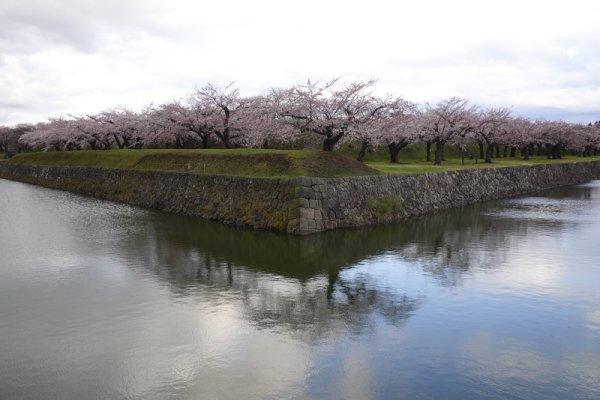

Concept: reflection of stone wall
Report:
left=1, top=161, right=600, bottom=234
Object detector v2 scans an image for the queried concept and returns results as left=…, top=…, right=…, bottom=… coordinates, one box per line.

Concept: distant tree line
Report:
left=2, top=79, right=599, bottom=165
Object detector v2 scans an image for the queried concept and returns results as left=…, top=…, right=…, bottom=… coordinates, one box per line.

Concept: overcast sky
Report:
left=1, top=0, right=599, bottom=125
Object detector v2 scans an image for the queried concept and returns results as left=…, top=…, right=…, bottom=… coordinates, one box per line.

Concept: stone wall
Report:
left=1, top=161, right=600, bottom=234
left=0, top=164, right=296, bottom=232
left=286, top=162, right=600, bottom=234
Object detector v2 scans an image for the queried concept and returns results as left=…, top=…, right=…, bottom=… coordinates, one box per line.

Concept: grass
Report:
left=6, top=149, right=380, bottom=178
left=6, top=148, right=600, bottom=178
left=337, top=144, right=600, bottom=174
left=367, top=155, right=600, bottom=175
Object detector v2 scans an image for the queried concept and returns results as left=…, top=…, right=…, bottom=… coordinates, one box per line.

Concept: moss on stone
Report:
left=367, top=196, right=403, bottom=221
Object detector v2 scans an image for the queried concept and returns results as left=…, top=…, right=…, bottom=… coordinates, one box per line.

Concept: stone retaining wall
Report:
left=1, top=161, right=599, bottom=234
left=287, top=162, right=600, bottom=233
left=0, top=164, right=295, bottom=232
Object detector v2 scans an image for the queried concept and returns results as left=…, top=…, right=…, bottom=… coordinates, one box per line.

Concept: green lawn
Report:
left=367, top=155, right=600, bottom=175
left=5, top=148, right=600, bottom=178
left=6, top=149, right=380, bottom=178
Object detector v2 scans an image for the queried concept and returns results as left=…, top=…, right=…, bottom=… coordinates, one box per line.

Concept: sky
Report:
left=1, top=0, right=599, bottom=126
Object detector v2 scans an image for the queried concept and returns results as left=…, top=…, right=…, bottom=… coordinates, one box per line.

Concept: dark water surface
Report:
left=1, top=178, right=600, bottom=400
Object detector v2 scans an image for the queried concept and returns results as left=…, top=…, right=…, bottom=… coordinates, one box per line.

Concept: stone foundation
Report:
left=1, top=161, right=599, bottom=234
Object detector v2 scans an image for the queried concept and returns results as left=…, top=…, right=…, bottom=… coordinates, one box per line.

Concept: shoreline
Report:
left=2, top=161, right=600, bottom=234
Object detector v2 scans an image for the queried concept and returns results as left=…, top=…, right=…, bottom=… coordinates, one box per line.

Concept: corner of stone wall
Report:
left=284, top=177, right=328, bottom=235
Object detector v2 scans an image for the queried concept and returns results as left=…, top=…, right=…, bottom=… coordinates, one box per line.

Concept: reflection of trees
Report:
left=537, top=183, right=595, bottom=201
left=121, top=217, right=425, bottom=336
left=242, top=271, right=420, bottom=337
left=386, top=182, right=597, bottom=285
left=116, top=181, right=595, bottom=332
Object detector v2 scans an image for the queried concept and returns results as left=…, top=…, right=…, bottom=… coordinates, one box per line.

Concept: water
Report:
left=1, top=178, right=600, bottom=400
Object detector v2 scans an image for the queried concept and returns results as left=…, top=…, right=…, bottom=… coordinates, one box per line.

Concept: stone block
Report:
left=298, top=198, right=310, bottom=208
left=309, top=199, right=322, bottom=209
left=288, top=207, right=301, bottom=219
left=299, top=208, right=315, bottom=220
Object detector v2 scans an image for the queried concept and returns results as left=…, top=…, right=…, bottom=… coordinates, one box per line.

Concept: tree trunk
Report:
left=113, top=134, right=125, bottom=149
left=495, top=145, right=501, bottom=158
left=554, top=144, right=562, bottom=159
left=326, top=269, right=340, bottom=301
left=503, top=145, right=509, bottom=157
left=478, top=143, right=484, bottom=160
left=201, top=135, right=209, bottom=149
left=219, top=127, right=232, bottom=148
left=522, top=145, right=530, bottom=160
left=434, top=140, right=444, bottom=165
left=426, top=141, right=432, bottom=162
left=485, top=144, right=494, bottom=163
left=388, top=143, right=400, bottom=163
left=510, top=146, right=516, bottom=157
left=323, top=138, right=336, bottom=151
left=322, top=132, right=344, bottom=152
left=357, top=140, right=369, bottom=162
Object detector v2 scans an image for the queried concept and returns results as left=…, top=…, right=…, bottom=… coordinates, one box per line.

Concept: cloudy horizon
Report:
left=1, top=0, right=599, bottom=126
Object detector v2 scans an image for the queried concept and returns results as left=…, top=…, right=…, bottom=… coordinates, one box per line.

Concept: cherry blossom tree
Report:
left=0, top=126, right=9, bottom=154
left=421, top=97, right=476, bottom=165
left=367, top=102, right=420, bottom=163
left=536, top=120, right=572, bottom=159
left=7, top=78, right=599, bottom=163
left=191, top=83, right=247, bottom=148
left=505, top=117, right=536, bottom=160
left=341, top=93, right=408, bottom=162
left=69, top=115, right=113, bottom=150
left=19, top=118, right=80, bottom=151
left=91, top=108, right=146, bottom=149
left=20, top=110, right=150, bottom=152
left=570, top=123, right=599, bottom=157
left=0, top=124, right=33, bottom=157
left=165, top=98, right=217, bottom=149
left=278, top=79, right=385, bottom=152
left=472, top=107, right=512, bottom=163
left=234, top=94, right=298, bottom=148
left=277, top=78, right=344, bottom=151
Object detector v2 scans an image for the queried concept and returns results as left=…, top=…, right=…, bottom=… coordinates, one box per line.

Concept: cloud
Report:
left=1, top=0, right=600, bottom=125
left=0, top=0, right=170, bottom=52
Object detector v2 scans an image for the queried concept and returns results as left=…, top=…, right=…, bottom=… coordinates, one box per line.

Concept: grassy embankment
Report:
left=351, top=145, right=600, bottom=174
left=367, top=155, right=600, bottom=174
left=5, top=148, right=600, bottom=177
left=5, top=149, right=378, bottom=178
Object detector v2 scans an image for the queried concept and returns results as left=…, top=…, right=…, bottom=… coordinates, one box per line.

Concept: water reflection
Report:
left=119, top=216, right=426, bottom=336
left=1, top=179, right=600, bottom=399
left=128, top=182, right=596, bottom=289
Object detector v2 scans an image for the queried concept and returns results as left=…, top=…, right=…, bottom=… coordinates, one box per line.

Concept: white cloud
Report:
left=1, top=0, right=599, bottom=125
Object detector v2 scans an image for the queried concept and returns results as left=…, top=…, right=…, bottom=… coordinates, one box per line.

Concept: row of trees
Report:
left=2, top=80, right=599, bottom=165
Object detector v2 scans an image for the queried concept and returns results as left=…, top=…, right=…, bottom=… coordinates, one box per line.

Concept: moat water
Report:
left=1, top=178, right=600, bottom=400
